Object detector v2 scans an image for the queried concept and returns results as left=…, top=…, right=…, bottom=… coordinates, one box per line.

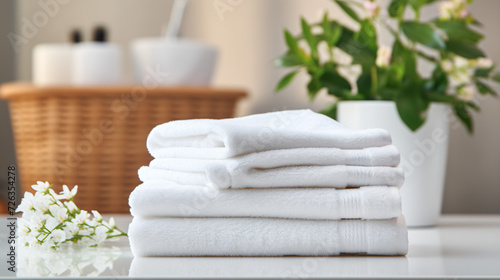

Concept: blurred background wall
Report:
left=1, top=0, right=499, bottom=213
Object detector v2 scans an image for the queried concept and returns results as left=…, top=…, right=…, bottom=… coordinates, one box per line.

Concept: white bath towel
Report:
left=128, top=216, right=408, bottom=256
left=129, top=182, right=402, bottom=220
left=138, top=164, right=404, bottom=188
left=147, top=110, right=392, bottom=159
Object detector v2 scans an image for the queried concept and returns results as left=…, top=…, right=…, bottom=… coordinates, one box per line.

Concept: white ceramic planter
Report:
left=337, top=101, right=450, bottom=227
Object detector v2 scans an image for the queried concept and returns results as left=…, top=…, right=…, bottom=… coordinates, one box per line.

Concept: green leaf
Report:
left=475, top=80, right=497, bottom=96
left=273, top=53, right=303, bottom=67
left=424, top=66, right=448, bottom=94
left=388, top=0, right=407, bottom=18
left=391, top=39, right=418, bottom=78
left=307, top=70, right=324, bottom=100
left=284, top=29, right=301, bottom=56
left=275, top=70, right=300, bottom=92
left=474, top=66, right=494, bottom=78
left=320, top=102, right=338, bottom=120
left=453, top=103, right=473, bottom=133
left=321, top=15, right=342, bottom=48
left=356, top=20, right=378, bottom=51
left=492, top=73, right=500, bottom=83
left=396, top=83, right=429, bottom=131
left=333, top=0, right=361, bottom=22
left=434, top=21, right=483, bottom=43
left=446, top=39, right=485, bottom=59
left=300, top=17, right=318, bottom=59
left=356, top=71, right=372, bottom=99
left=401, top=21, right=445, bottom=49
left=319, top=68, right=354, bottom=99
left=408, top=0, right=438, bottom=12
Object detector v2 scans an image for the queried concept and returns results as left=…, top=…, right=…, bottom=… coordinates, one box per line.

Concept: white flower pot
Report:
left=337, top=101, right=450, bottom=227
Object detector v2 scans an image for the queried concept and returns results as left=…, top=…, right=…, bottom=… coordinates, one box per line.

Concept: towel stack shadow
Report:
left=128, top=110, right=408, bottom=257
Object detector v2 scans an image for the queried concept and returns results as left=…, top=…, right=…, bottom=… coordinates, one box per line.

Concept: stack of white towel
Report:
left=128, top=110, right=408, bottom=256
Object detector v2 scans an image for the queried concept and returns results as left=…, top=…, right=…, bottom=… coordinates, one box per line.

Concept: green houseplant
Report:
left=275, top=0, right=500, bottom=226
left=274, top=0, right=500, bottom=132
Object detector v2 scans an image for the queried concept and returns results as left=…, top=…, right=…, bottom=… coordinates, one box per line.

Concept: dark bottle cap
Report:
left=93, top=26, right=107, bottom=42
left=71, top=29, right=82, bottom=43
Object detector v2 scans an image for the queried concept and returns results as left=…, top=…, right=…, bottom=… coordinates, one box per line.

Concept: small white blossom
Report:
left=93, top=226, right=108, bottom=245
left=439, top=0, right=469, bottom=20
left=73, top=210, right=90, bottom=225
left=376, top=46, right=392, bottom=68
left=476, top=58, right=494, bottom=69
left=441, top=59, right=454, bottom=73
left=61, top=185, right=78, bottom=200
left=64, top=201, right=77, bottom=212
left=454, top=56, right=470, bottom=69
left=458, top=84, right=475, bottom=101
left=44, top=217, right=60, bottom=232
left=63, top=222, right=79, bottom=239
left=49, top=205, right=68, bottom=223
left=33, top=192, right=51, bottom=213
left=363, top=0, right=380, bottom=18
left=16, top=192, right=35, bottom=213
left=91, top=210, right=102, bottom=222
left=50, top=229, right=66, bottom=245
left=31, top=181, right=51, bottom=193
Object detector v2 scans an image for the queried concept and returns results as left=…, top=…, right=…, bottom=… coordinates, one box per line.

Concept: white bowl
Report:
left=131, top=38, right=218, bottom=86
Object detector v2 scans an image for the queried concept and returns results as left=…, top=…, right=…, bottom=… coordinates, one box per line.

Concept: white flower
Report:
left=439, top=1, right=454, bottom=20
left=27, top=214, right=43, bottom=232
left=376, top=46, right=392, bottom=68
left=64, top=201, right=77, bottom=212
left=73, top=210, right=90, bottom=225
left=31, top=181, right=51, bottom=193
left=49, top=205, right=68, bottom=223
left=63, top=222, right=78, bottom=240
left=92, top=226, right=108, bottom=246
left=458, top=84, right=475, bottom=101
left=48, top=188, right=64, bottom=201
left=33, top=192, right=51, bottom=213
left=441, top=59, right=454, bottom=73
left=17, top=218, right=31, bottom=238
left=92, top=210, right=102, bottom=222
left=103, top=217, right=115, bottom=229
left=16, top=192, right=35, bottom=213
left=450, top=71, right=472, bottom=86
left=44, top=217, right=60, bottom=232
left=363, top=0, right=380, bottom=17
left=61, top=185, right=78, bottom=200
left=476, top=58, right=494, bottom=69
left=439, top=0, right=468, bottom=20
left=454, top=56, right=470, bottom=69
left=108, top=217, right=115, bottom=227
left=50, top=229, right=66, bottom=245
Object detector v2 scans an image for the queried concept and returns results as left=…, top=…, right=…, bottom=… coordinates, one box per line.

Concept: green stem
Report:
left=371, top=66, right=378, bottom=99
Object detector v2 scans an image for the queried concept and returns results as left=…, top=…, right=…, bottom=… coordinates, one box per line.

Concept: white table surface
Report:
left=2, top=214, right=500, bottom=279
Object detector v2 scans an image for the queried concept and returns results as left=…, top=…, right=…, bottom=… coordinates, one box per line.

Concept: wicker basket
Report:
left=1, top=83, right=246, bottom=213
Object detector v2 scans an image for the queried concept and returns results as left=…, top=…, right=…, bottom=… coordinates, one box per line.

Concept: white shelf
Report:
left=5, top=214, right=500, bottom=279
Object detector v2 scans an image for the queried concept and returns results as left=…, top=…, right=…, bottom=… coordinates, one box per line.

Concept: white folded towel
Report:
left=129, top=182, right=402, bottom=220
left=147, top=110, right=392, bottom=159
left=128, top=216, right=408, bottom=256
left=138, top=164, right=404, bottom=188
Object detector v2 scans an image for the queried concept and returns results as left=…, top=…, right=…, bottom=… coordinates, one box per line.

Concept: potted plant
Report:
left=275, top=0, right=500, bottom=226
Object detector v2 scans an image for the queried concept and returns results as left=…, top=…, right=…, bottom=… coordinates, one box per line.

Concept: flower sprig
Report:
left=16, top=181, right=127, bottom=250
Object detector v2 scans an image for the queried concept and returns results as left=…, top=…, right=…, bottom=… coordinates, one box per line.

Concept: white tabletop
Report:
left=2, top=214, right=500, bottom=279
